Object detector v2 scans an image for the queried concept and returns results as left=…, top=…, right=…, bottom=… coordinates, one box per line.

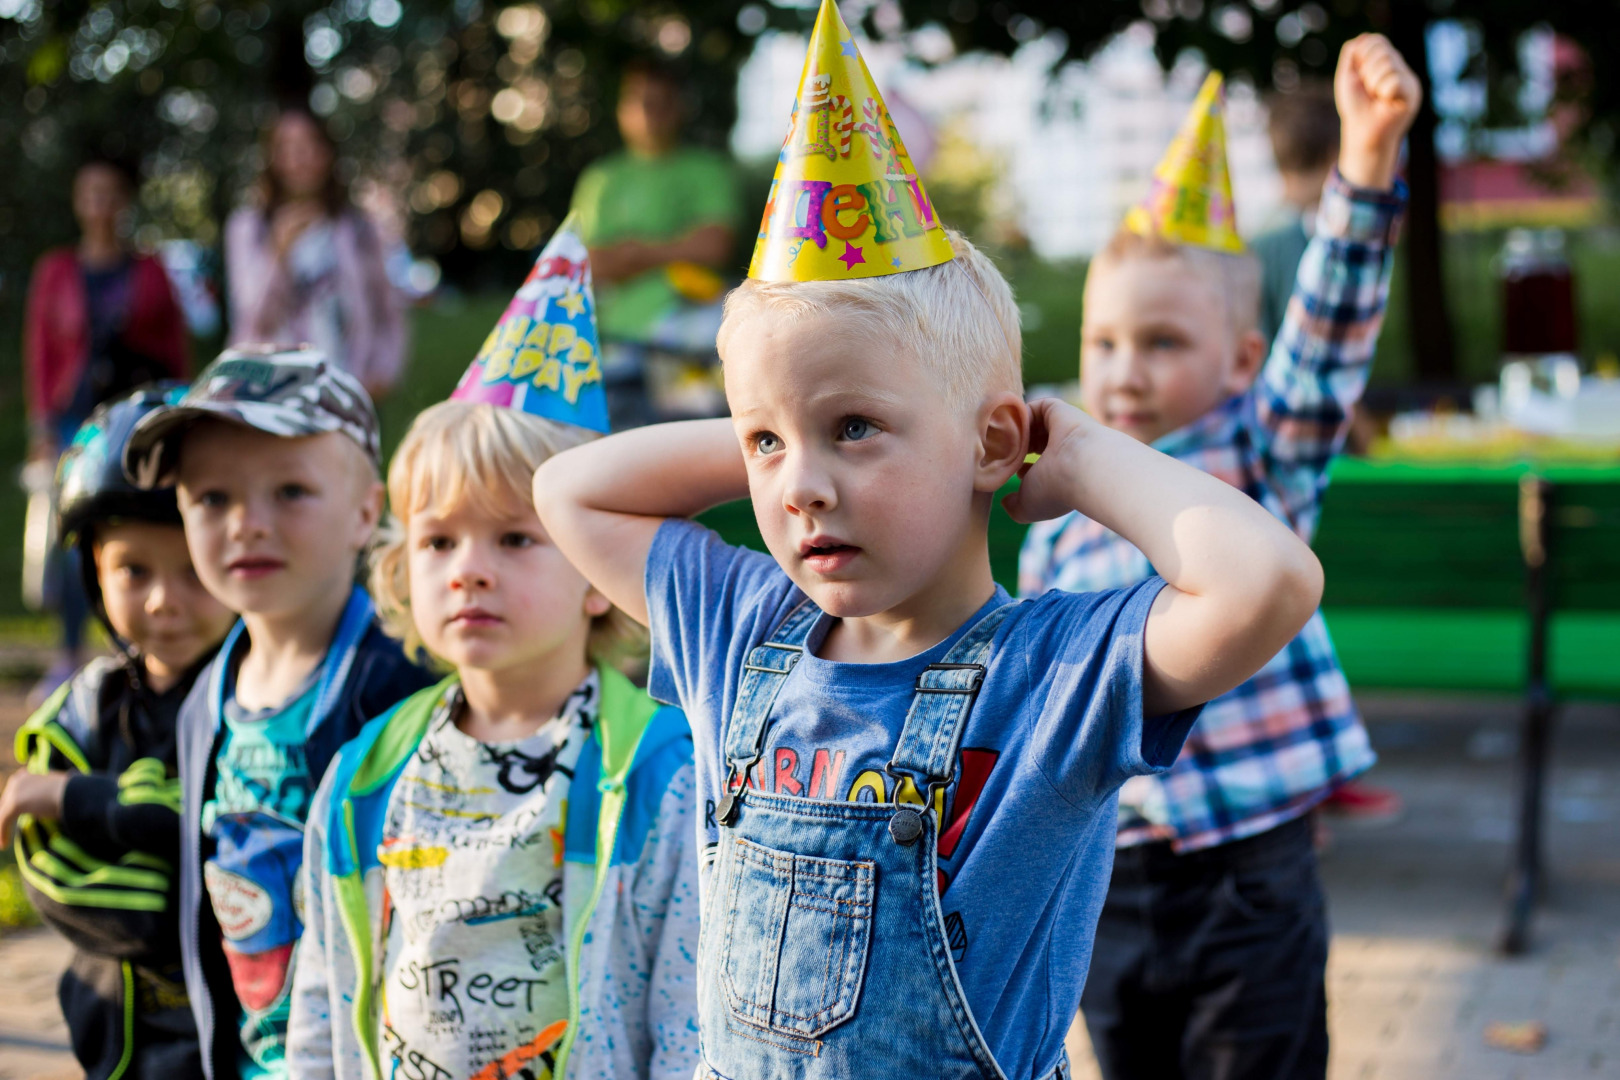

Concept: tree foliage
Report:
left=897, top=0, right=1617, bottom=382
left=4, top=0, right=1610, bottom=381
left=0, top=0, right=809, bottom=315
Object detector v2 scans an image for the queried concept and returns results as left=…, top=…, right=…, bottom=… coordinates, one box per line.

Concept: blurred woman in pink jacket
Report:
left=225, top=109, right=405, bottom=398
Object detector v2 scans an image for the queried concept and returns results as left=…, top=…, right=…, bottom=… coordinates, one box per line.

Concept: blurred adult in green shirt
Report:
left=570, top=60, right=740, bottom=426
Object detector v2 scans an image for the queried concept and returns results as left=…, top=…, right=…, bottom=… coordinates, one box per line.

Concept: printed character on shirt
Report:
left=124, top=348, right=437, bottom=1080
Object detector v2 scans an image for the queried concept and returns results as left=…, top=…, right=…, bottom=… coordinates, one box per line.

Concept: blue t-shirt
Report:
left=645, top=520, right=1198, bottom=1079
left=202, top=670, right=321, bottom=1080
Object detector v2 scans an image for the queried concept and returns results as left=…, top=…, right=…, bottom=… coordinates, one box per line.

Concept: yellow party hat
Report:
left=1125, top=72, right=1245, bottom=254
left=748, top=0, right=955, bottom=282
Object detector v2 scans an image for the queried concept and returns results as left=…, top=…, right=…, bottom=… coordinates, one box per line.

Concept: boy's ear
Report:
left=352, top=479, right=385, bottom=551
left=583, top=586, right=612, bottom=619
left=1225, top=329, right=1268, bottom=395
left=976, top=392, right=1031, bottom=493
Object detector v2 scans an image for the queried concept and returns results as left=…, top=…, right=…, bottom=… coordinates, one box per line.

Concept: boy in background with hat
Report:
left=535, top=2, right=1326, bottom=1077
left=124, top=347, right=436, bottom=1080
left=1019, top=35, right=1420, bottom=1079
left=2, top=385, right=237, bottom=1080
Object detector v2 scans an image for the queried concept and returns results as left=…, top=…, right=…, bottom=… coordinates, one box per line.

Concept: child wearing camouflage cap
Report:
left=124, top=346, right=436, bottom=1080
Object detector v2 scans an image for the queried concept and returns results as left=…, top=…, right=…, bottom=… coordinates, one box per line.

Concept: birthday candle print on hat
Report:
left=452, top=213, right=610, bottom=432
left=1125, top=72, right=1246, bottom=255
left=748, top=0, right=955, bottom=282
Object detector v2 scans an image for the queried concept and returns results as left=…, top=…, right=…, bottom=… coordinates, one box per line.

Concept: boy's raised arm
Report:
left=1252, top=34, right=1416, bottom=489
left=533, top=418, right=748, bottom=625
left=1005, top=399, right=1324, bottom=717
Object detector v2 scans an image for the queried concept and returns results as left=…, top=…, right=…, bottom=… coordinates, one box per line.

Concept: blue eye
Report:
left=753, top=432, right=783, bottom=455
left=839, top=417, right=877, bottom=441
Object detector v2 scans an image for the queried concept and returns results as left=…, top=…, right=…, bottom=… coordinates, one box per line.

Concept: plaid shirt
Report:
left=1020, top=172, right=1407, bottom=852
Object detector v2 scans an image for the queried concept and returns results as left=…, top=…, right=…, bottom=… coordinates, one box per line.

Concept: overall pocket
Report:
left=718, top=835, right=875, bottom=1038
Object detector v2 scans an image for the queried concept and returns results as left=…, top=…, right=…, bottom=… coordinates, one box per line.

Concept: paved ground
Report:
left=3, top=689, right=1617, bottom=1079
left=1065, top=694, right=1620, bottom=1080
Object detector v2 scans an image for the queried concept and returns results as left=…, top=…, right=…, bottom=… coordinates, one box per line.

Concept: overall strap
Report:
left=717, top=600, right=818, bottom=825
left=723, top=600, right=818, bottom=778
left=886, top=601, right=1018, bottom=799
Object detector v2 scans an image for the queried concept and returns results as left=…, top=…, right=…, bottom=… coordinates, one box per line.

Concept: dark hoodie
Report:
left=15, top=649, right=218, bottom=1080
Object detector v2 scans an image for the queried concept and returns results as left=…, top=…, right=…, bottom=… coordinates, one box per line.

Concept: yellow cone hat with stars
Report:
left=748, top=0, right=955, bottom=282
left=1125, top=72, right=1245, bottom=254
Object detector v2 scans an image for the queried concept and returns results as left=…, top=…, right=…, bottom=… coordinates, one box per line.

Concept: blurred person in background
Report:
left=569, top=59, right=740, bottom=428
left=225, top=108, right=406, bottom=400
left=1254, top=83, right=1402, bottom=826
left=23, top=155, right=190, bottom=703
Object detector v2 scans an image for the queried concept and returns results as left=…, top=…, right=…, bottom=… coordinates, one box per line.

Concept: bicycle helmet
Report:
left=55, top=383, right=190, bottom=634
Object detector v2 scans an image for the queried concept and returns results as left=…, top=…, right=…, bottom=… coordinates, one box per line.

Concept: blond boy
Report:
left=533, top=216, right=1325, bottom=1080
left=1019, top=35, right=1420, bottom=1079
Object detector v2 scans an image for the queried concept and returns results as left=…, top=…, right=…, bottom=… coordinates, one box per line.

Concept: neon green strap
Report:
left=335, top=799, right=386, bottom=1080
left=551, top=666, right=659, bottom=1080
left=117, top=758, right=181, bottom=811
left=15, top=681, right=89, bottom=774
left=108, top=961, right=135, bottom=1080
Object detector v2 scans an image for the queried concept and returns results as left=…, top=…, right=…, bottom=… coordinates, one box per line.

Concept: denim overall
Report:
left=698, top=600, right=1069, bottom=1080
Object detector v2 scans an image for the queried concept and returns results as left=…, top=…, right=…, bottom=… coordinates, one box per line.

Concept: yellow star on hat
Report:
left=1125, top=72, right=1245, bottom=254
left=748, top=0, right=955, bottom=282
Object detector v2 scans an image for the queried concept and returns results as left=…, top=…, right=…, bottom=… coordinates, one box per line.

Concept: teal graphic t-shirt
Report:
left=201, top=669, right=321, bottom=1080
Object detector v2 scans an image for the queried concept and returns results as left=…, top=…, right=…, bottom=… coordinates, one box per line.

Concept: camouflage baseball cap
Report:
left=124, top=345, right=381, bottom=489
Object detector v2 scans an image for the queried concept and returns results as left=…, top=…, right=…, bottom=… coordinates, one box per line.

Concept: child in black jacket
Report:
left=1, top=385, right=239, bottom=1080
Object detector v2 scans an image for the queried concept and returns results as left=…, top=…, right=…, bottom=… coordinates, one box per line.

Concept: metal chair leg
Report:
left=1499, top=689, right=1554, bottom=955
left=1500, top=475, right=1554, bottom=956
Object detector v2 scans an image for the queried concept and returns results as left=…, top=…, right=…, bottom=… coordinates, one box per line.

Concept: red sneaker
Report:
left=1320, top=780, right=1404, bottom=824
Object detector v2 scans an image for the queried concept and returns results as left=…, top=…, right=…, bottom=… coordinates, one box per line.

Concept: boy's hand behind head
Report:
left=1335, top=33, right=1422, bottom=191
left=1002, top=398, right=1095, bottom=525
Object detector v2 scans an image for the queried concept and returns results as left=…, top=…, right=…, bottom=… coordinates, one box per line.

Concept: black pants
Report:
left=1082, top=816, right=1329, bottom=1080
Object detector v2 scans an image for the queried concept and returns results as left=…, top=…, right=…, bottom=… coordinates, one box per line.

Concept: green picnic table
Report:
left=1314, top=455, right=1620, bottom=953
left=699, top=453, right=1620, bottom=954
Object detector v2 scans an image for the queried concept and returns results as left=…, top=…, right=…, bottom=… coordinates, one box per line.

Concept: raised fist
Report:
left=1335, top=33, right=1422, bottom=191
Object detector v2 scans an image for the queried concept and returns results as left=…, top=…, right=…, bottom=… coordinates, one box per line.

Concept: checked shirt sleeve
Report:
left=1250, top=170, right=1406, bottom=534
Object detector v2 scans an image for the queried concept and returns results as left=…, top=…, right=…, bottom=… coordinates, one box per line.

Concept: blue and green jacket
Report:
left=285, top=665, right=702, bottom=1080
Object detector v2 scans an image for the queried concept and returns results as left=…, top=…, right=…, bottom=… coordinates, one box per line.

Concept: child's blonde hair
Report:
left=1091, top=226, right=1263, bottom=337
left=717, top=229, right=1023, bottom=412
left=370, top=400, right=643, bottom=667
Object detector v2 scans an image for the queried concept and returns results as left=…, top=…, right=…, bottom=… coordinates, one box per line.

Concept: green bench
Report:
left=1316, top=458, right=1620, bottom=953
left=702, top=458, right=1620, bottom=954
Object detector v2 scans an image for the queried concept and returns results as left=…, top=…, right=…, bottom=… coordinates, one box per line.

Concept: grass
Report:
left=0, top=227, right=1617, bottom=625
left=0, top=851, right=40, bottom=933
